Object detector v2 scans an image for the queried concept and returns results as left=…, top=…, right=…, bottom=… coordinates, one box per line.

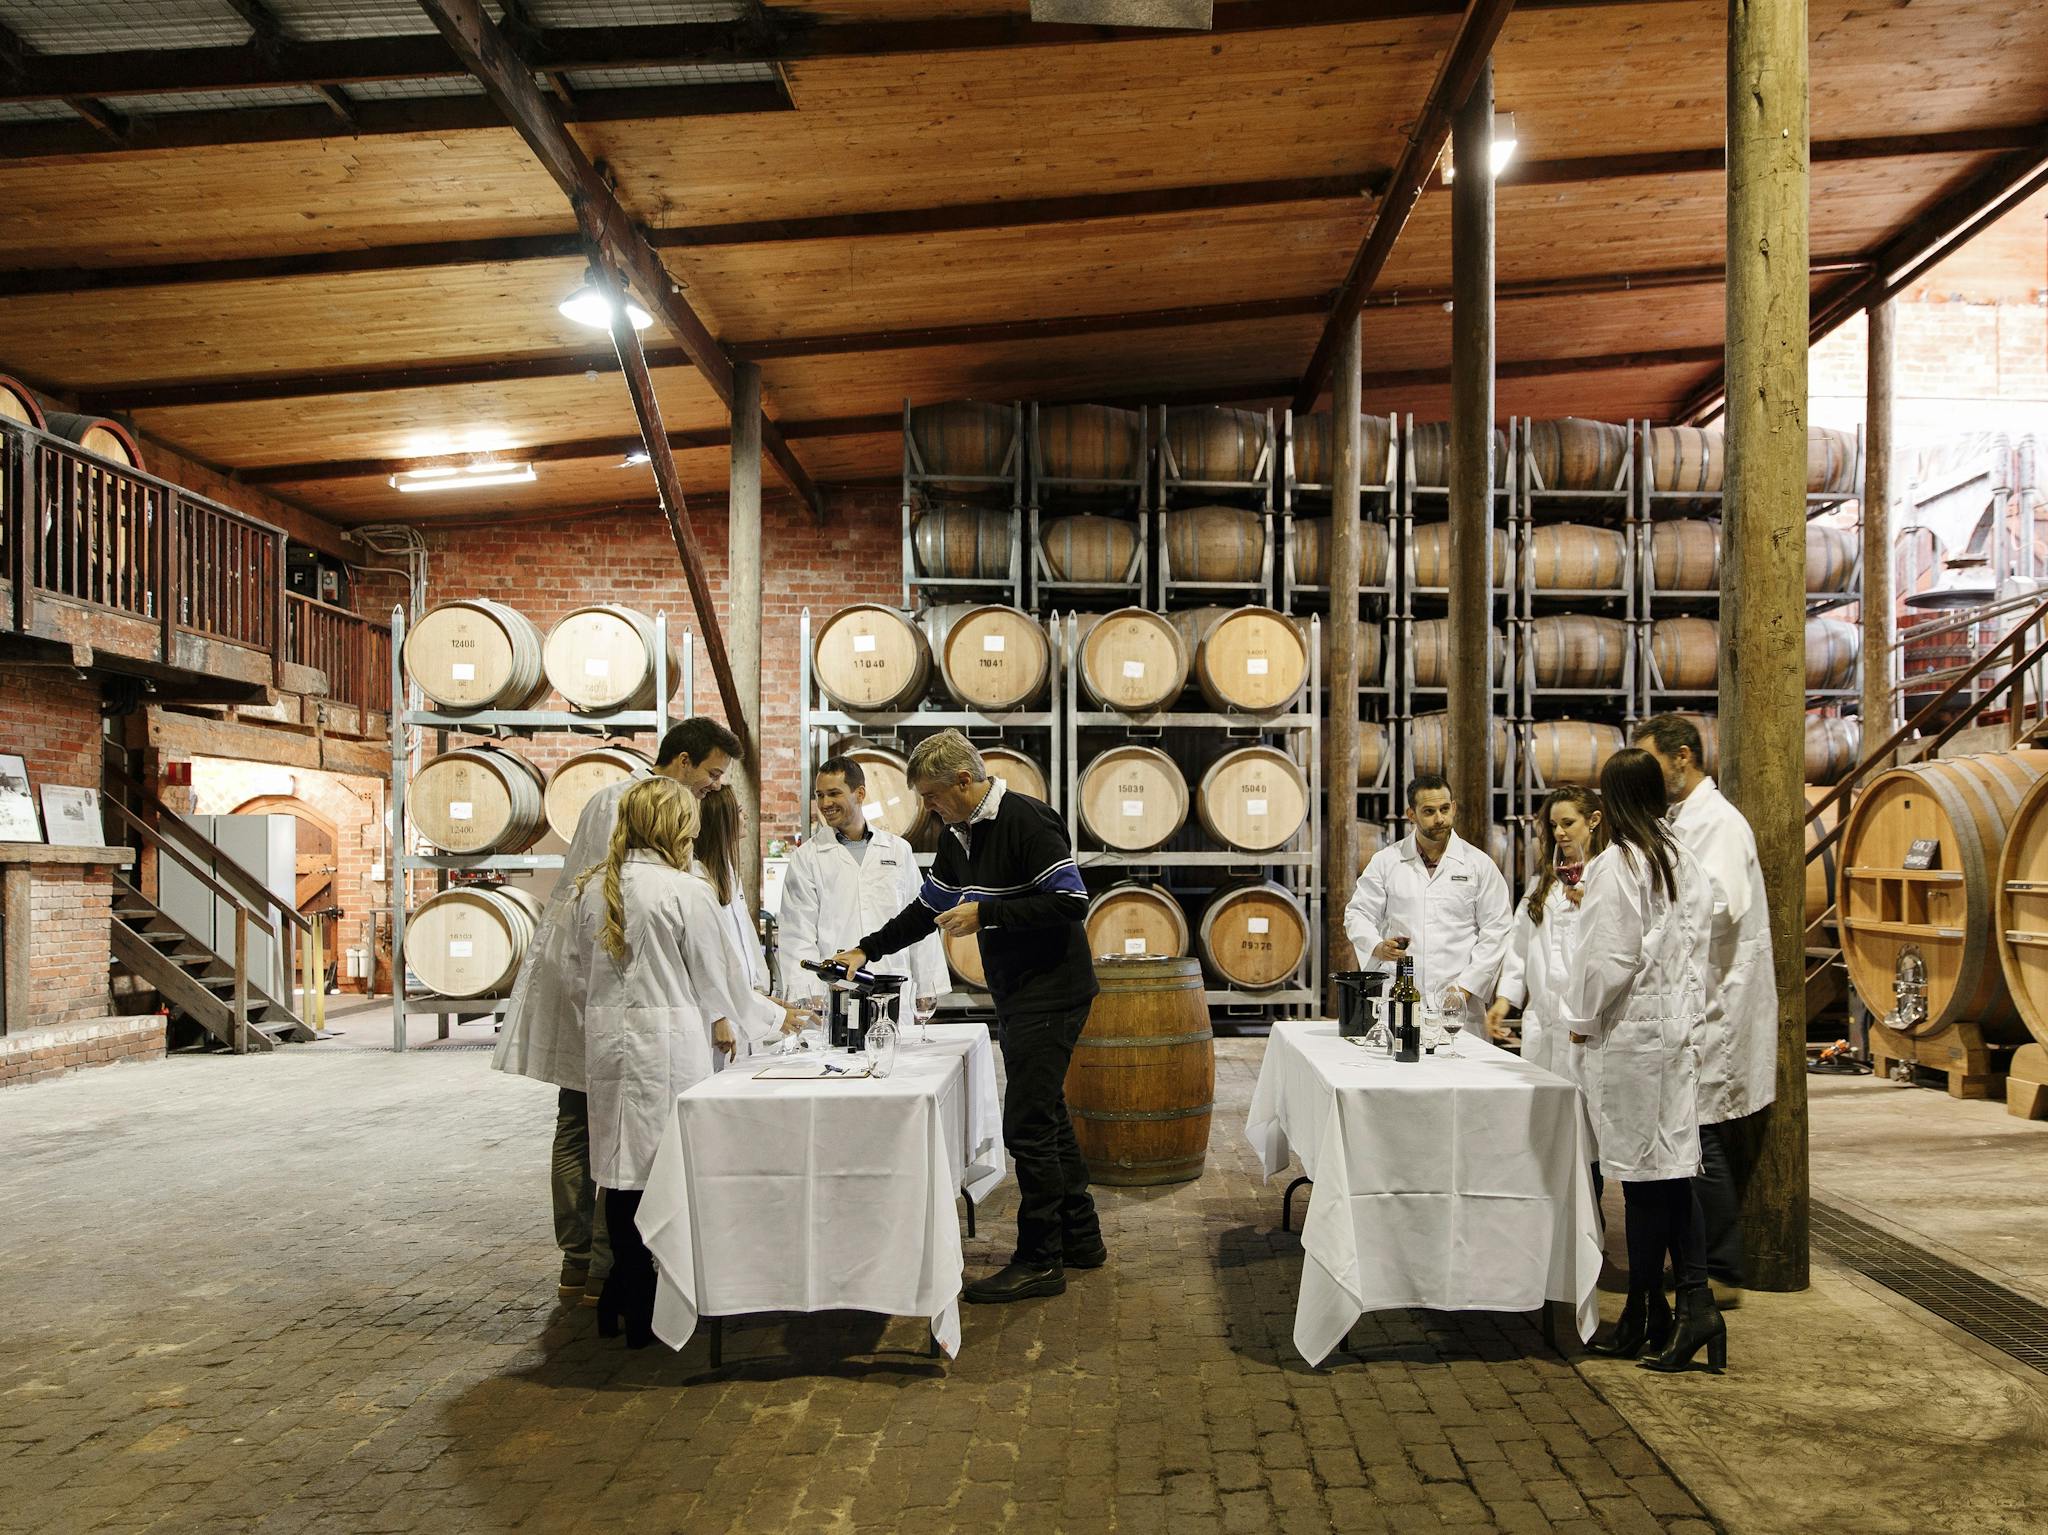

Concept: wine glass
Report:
left=913, top=993, right=936, bottom=1047
left=781, top=995, right=825, bottom=1056
left=1436, top=984, right=1467, bottom=1061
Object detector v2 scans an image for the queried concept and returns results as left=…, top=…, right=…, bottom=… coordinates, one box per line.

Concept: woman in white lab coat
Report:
left=1565, top=748, right=1725, bottom=1374
left=1489, top=786, right=1605, bottom=1078
left=691, top=785, right=783, bottom=1063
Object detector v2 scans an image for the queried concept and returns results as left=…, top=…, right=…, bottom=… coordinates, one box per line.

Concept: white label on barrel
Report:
left=1248, top=917, right=1270, bottom=934
left=448, top=940, right=473, bottom=958
left=853, top=634, right=877, bottom=652
left=1122, top=660, right=1145, bottom=678
left=1124, top=938, right=1147, bottom=954
left=982, top=634, right=1005, bottom=652
left=1247, top=799, right=1269, bottom=817
left=449, top=802, right=473, bottom=821
left=865, top=803, right=885, bottom=820
left=1121, top=799, right=1144, bottom=817
left=583, top=657, right=610, bottom=676
left=1246, top=657, right=1269, bottom=675
left=451, top=662, right=476, bottom=681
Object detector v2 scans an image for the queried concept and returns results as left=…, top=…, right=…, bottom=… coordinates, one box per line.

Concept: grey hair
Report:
left=907, top=729, right=986, bottom=786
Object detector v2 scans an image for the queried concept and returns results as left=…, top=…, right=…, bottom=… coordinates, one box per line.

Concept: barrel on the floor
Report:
left=1066, top=955, right=1215, bottom=1186
left=1524, top=417, right=1629, bottom=491
left=927, top=604, right=1049, bottom=712
left=1527, top=615, right=1629, bottom=689
left=1040, top=514, right=1139, bottom=584
left=411, top=746, right=547, bottom=855
left=908, top=401, right=1016, bottom=494
left=1036, top=404, right=1142, bottom=484
left=1837, top=751, right=2048, bottom=1038
left=1163, top=405, right=1269, bottom=484
left=1199, top=881, right=1309, bottom=991
left=1190, top=606, right=1308, bottom=715
left=844, top=745, right=928, bottom=843
left=1993, top=771, right=2048, bottom=1050
left=981, top=745, right=1049, bottom=803
left=403, top=598, right=549, bottom=712
left=1077, top=607, right=1189, bottom=712
left=543, top=745, right=651, bottom=842
left=1162, top=506, right=1265, bottom=583
left=405, top=884, right=542, bottom=998
left=1526, top=524, right=1628, bottom=591
left=813, top=605, right=932, bottom=711
left=913, top=507, right=1011, bottom=579
left=1078, top=745, right=1188, bottom=852
left=1086, top=884, right=1190, bottom=961
left=543, top=604, right=678, bottom=713
left=1196, top=745, right=1310, bottom=853
left=1289, top=410, right=1393, bottom=487
left=1411, top=521, right=1507, bottom=589
left=1289, top=518, right=1391, bottom=588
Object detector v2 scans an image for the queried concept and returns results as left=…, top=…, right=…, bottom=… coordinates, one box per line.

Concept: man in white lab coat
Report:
left=1633, top=715, right=1778, bottom=1302
left=780, top=755, right=946, bottom=1020
left=1344, top=773, right=1513, bottom=1017
left=492, top=716, right=743, bottom=1306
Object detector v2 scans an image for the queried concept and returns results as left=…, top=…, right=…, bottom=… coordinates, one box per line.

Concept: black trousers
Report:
left=1620, top=1178, right=1707, bottom=1294
left=600, top=1187, right=656, bottom=1345
left=1696, top=1119, right=1745, bottom=1285
left=997, top=1002, right=1100, bottom=1267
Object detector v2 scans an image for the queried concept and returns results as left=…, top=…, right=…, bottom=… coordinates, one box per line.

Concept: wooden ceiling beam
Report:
left=1296, top=0, right=1521, bottom=411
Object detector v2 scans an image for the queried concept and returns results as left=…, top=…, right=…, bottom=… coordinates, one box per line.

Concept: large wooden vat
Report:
left=1086, top=884, right=1190, bottom=961
left=1411, top=620, right=1506, bottom=688
left=1524, top=417, right=1629, bottom=491
left=1527, top=721, right=1625, bottom=788
left=1066, top=956, right=1214, bottom=1186
left=404, top=598, right=548, bottom=712
left=1163, top=405, right=1269, bottom=484
left=926, top=604, right=1049, bottom=712
left=1651, top=520, right=1721, bottom=591
left=406, top=884, right=542, bottom=999
left=1838, top=751, right=2048, bottom=1039
left=1040, top=514, right=1139, bottom=584
left=813, top=605, right=932, bottom=712
left=1527, top=615, right=1629, bottom=689
left=411, top=746, right=547, bottom=855
left=1290, top=518, right=1391, bottom=587
left=43, top=411, right=144, bottom=469
left=1648, top=425, right=1724, bottom=498
left=1994, top=772, right=2048, bottom=1050
left=908, top=401, right=1016, bottom=494
left=913, top=507, right=1012, bottom=579
left=1199, top=881, right=1309, bottom=991
left=1808, top=427, right=1860, bottom=495
left=981, top=745, right=1049, bottom=804
left=1649, top=617, right=1720, bottom=690
left=1526, top=524, right=1628, bottom=591
left=1196, top=745, right=1310, bottom=853
left=1290, top=410, right=1393, bottom=487
left=1162, top=506, right=1266, bottom=583
left=1409, top=710, right=1511, bottom=782
left=1410, top=423, right=1508, bottom=489
left=1036, top=404, right=1142, bottom=484
left=1077, top=607, right=1189, bottom=712
left=1900, top=611, right=1976, bottom=717
left=1806, top=618, right=1860, bottom=690
left=1411, top=521, right=1507, bottom=588
left=0, top=374, right=45, bottom=430
left=1190, top=606, right=1308, bottom=715
left=543, top=604, right=678, bottom=713
left=1079, top=745, right=1188, bottom=852
left=543, top=745, right=651, bottom=842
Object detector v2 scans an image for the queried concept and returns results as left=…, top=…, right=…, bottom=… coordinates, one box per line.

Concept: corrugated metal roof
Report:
left=338, top=77, right=489, bottom=102
left=114, top=86, right=337, bottom=115
left=0, top=0, right=251, bottom=54
left=565, top=62, right=777, bottom=90
left=525, top=2, right=747, bottom=24
left=261, top=0, right=504, bottom=42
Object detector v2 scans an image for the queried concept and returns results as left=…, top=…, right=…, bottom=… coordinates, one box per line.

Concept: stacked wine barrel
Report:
left=908, top=400, right=1019, bottom=586
left=1034, top=402, right=1146, bottom=591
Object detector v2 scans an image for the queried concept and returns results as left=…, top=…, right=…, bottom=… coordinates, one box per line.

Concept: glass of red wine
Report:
left=1557, top=850, right=1583, bottom=890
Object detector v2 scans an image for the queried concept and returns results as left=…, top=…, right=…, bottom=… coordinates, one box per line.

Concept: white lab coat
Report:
left=778, top=824, right=947, bottom=1013
left=689, top=858, right=783, bottom=1067
left=1344, top=831, right=1513, bottom=1006
left=1563, top=840, right=1713, bottom=1182
left=1670, top=778, right=1779, bottom=1123
left=492, top=774, right=643, bottom=1093
left=1496, top=879, right=1603, bottom=1128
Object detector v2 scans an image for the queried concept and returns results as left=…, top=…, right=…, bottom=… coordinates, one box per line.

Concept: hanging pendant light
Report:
left=559, top=267, right=652, bottom=332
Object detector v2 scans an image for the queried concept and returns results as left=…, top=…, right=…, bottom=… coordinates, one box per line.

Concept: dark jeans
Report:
left=1620, top=1178, right=1708, bottom=1294
left=553, top=1089, right=611, bottom=1277
left=599, top=1188, right=656, bottom=1345
left=997, top=1002, right=1100, bottom=1267
left=1696, top=1120, right=1745, bottom=1285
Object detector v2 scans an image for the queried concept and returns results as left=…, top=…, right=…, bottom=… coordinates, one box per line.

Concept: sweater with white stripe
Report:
left=859, top=781, right=1098, bottom=1014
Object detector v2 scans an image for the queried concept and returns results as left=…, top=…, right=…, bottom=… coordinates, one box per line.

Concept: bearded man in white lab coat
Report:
left=780, top=755, right=946, bottom=1020
left=1344, top=773, right=1513, bottom=1017
left=1631, top=715, right=1777, bottom=1305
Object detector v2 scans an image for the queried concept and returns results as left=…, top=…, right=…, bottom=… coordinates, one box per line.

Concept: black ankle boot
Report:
left=595, top=1272, right=622, bottom=1339
left=1588, top=1287, right=1668, bottom=1358
left=1641, top=1284, right=1727, bottom=1374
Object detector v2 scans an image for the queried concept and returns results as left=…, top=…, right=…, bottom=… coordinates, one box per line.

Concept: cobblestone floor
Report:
left=0, top=1037, right=1718, bottom=1535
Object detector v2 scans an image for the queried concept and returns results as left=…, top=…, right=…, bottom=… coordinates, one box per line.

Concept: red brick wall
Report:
left=0, top=670, right=102, bottom=791
left=360, top=498, right=903, bottom=841
left=12, top=865, right=116, bottom=1027
left=0, top=1014, right=165, bottom=1088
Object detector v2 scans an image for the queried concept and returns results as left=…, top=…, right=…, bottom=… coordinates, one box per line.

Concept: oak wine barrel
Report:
left=1527, top=615, right=1629, bottom=690
left=1163, top=405, right=1269, bottom=485
left=1649, top=617, right=1719, bottom=691
left=1409, top=710, right=1511, bottom=782
left=1357, top=720, right=1389, bottom=788
left=1526, top=524, right=1627, bottom=591
left=1078, top=607, right=1190, bottom=712
left=926, top=604, right=1049, bottom=712
left=542, top=604, right=677, bottom=713
left=1086, top=884, right=1190, bottom=961
left=43, top=411, right=144, bottom=469
left=1993, top=772, right=2048, bottom=1050
left=1527, top=720, right=1625, bottom=787
left=908, top=401, right=1016, bottom=494
left=944, top=929, right=986, bottom=988
left=0, top=374, right=45, bottom=430
left=1196, top=744, right=1310, bottom=853
left=1289, top=517, right=1391, bottom=588
left=1039, top=514, right=1139, bottom=584
left=1838, top=750, right=2048, bottom=1038
left=403, top=599, right=548, bottom=712
left=1410, top=422, right=1508, bottom=489
left=1806, top=524, right=1859, bottom=595
left=543, top=745, right=651, bottom=843
left=1290, top=410, right=1393, bottom=488
left=1078, top=745, right=1189, bottom=852
left=843, top=745, right=927, bottom=843
left=1651, top=520, right=1721, bottom=591
left=1524, top=417, right=1629, bottom=491
left=1806, top=784, right=1840, bottom=929
left=1806, top=715, right=1861, bottom=784
left=405, top=884, right=542, bottom=999
left=1411, top=521, right=1507, bottom=589
left=1649, top=425, right=1724, bottom=499
left=1199, top=881, right=1310, bottom=991
left=1806, top=618, right=1860, bottom=691
left=1411, top=619, right=1506, bottom=689
left=1066, top=956, right=1214, bottom=1185
left=1162, top=506, right=1266, bottom=584
left=813, top=605, right=933, bottom=712
left=1808, top=427, right=1860, bottom=495
left=1303, top=621, right=1384, bottom=692
left=1036, top=403, right=1142, bottom=485
left=981, top=745, right=1049, bottom=804
left=411, top=746, right=547, bottom=855
left=1190, top=606, right=1309, bottom=715
left=913, top=506, right=1011, bottom=579
left=1677, top=713, right=1720, bottom=776
left=1355, top=820, right=1389, bottom=875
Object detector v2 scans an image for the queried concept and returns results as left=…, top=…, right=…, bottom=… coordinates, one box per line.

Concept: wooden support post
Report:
left=729, top=360, right=765, bottom=918
left=1862, top=300, right=1896, bottom=770
left=1448, top=61, right=1497, bottom=848
left=1721, top=0, right=1811, bottom=1292
left=233, top=905, right=249, bottom=1056
left=1325, top=317, right=1364, bottom=1005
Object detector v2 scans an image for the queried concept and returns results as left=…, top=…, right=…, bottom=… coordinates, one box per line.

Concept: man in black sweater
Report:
left=831, top=729, right=1104, bottom=1303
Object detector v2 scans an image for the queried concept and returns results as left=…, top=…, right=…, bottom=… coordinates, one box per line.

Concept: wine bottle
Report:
left=1392, top=954, right=1422, bottom=1063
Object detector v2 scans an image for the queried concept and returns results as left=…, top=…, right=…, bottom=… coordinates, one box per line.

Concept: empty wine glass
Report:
left=913, top=993, right=936, bottom=1046
left=1436, top=985, right=1467, bottom=1060
left=865, top=1017, right=898, bottom=1078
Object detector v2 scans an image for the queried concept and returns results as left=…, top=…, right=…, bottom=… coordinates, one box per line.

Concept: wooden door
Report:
left=232, top=795, right=341, bottom=988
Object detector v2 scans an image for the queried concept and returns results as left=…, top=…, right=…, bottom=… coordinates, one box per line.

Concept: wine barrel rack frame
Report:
left=901, top=398, right=1027, bottom=609
left=1026, top=400, right=1152, bottom=609
left=1156, top=404, right=1279, bottom=611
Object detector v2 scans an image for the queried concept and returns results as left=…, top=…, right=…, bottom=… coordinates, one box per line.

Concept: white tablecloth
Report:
left=1245, top=1019, right=1603, bottom=1366
left=637, top=1023, right=1006, bottom=1359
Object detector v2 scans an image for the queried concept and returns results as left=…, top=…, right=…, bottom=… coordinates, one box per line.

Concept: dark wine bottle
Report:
left=1392, top=955, right=1423, bottom=1063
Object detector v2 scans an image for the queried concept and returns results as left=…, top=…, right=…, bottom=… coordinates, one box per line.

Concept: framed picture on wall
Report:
left=0, top=755, right=39, bottom=842
left=40, top=785, right=103, bottom=848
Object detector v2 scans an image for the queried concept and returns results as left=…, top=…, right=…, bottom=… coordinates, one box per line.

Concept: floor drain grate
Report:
left=1811, top=1201, right=2048, bottom=1375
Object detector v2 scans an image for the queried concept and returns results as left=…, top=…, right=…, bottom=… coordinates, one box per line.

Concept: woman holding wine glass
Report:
left=1488, top=787, right=1607, bottom=1085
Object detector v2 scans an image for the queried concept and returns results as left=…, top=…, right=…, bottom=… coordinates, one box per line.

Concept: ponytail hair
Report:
left=1597, top=747, right=1678, bottom=902
left=576, top=777, right=700, bottom=965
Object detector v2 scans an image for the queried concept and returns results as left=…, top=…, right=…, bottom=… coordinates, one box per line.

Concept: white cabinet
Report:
left=159, top=814, right=298, bottom=995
